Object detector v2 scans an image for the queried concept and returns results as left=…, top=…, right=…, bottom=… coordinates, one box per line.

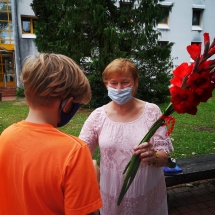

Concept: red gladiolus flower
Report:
left=172, top=100, right=198, bottom=115
left=187, top=44, right=201, bottom=60
left=195, top=84, right=215, bottom=102
left=183, top=105, right=198, bottom=115
left=170, top=63, right=193, bottom=87
left=198, top=60, right=213, bottom=72
left=186, top=72, right=212, bottom=95
left=170, top=86, right=199, bottom=115
left=208, top=46, right=215, bottom=56
left=173, top=63, right=193, bottom=78
left=203, top=32, right=210, bottom=44
left=170, top=77, right=182, bottom=88
left=211, top=73, right=215, bottom=83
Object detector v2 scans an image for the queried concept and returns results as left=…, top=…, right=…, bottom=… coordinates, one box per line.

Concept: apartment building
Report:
left=0, top=0, right=215, bottom=89
left=0, top=0, right=37, bottom=90
left=156, top=0, right=215, bottom=67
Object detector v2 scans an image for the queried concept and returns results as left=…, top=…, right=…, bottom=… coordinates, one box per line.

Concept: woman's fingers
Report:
left=133, top=142, right=151, bottom=155
left=133, top=142, right=156, bottom=163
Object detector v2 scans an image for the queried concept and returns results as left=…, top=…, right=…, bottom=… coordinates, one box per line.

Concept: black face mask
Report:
left=57, top=99, right=80, bottom=127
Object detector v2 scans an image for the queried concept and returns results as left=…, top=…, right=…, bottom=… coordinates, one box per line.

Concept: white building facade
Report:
left=14, top=0, right=39, bottom=87
left=156, top=0, right=215, bottom=67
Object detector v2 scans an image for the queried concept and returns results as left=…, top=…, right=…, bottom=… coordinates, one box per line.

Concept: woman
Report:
left=79, top=58, right=174, bottom=215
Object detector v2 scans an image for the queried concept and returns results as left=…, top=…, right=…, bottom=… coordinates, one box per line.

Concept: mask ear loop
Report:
left=57, top=99, right=80, bottom=127
left=60, top=99, right=68, bottom=112
left=60, top=98, right=80, bottom=115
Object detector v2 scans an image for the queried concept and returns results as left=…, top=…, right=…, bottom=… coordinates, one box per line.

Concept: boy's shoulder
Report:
left=0, top=120, right=87, bottom=149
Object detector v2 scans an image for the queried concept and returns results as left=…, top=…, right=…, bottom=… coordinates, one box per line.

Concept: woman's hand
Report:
left=133, top=142, right=169, bottom=167
left=92, top=160, right=100, bottom=183
left=133, top=142, right=156, bottom=164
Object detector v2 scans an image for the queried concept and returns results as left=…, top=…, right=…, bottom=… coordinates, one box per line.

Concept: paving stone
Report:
left=1, top=96, right=17, bottom=101
left=168, top=179, right=215, bottom=215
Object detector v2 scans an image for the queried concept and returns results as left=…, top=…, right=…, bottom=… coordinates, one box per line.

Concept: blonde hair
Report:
left=21, top=53, right=91, bottom=107
left=102, top=58, right=139, bottom=84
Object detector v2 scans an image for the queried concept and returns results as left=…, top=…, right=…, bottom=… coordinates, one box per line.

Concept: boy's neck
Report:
left=25, top=101, right=60, bottom=127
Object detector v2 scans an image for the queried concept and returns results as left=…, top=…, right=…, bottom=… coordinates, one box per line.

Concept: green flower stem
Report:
left=117, top=102, right=174, bottom=206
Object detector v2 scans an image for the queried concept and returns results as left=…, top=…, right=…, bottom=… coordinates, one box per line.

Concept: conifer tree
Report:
left=31, top=0, right=174, bottom=107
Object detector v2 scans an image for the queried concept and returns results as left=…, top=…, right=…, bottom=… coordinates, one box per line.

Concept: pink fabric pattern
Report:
left=79, top=102, right=173, bottom=215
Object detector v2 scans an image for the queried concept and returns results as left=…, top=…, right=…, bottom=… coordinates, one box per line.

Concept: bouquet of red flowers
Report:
left=117, top=32, right=215, bottom=206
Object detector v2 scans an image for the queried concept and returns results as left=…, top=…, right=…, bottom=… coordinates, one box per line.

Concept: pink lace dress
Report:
left=79, top=102, right=173, bottom=215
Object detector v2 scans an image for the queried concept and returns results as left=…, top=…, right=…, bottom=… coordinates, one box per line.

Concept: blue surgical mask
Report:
left=57, top=99, right=80, bottom=127
left=108, top=86, right=133, bottom=105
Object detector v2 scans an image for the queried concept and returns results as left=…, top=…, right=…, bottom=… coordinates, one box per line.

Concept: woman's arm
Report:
left=92, top=160, right=100, bottom=183
left=79, top=110, right=101, bottom=156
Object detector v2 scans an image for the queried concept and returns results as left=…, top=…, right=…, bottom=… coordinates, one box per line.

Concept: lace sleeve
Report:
left=79, top=108, right=103, bottom=156
left=145, top=103, right=174, bottom=154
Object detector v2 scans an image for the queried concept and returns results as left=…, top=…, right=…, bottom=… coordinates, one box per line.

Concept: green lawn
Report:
left=0, top=96, right=215, bottom=162
left=159, top=97, right=215, bottom=158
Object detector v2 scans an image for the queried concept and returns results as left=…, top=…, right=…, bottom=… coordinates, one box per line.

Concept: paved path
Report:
left=168, top=179, right=215, bottom=215
left=1, top=96, right=17, bottom=101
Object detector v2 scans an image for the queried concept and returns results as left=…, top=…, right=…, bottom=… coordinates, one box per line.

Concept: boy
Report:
left=0, top=53, right=102, bottom=215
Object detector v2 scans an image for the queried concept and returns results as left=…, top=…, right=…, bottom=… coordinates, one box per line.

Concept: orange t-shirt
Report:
left=0, top=121, right=102, bottom=215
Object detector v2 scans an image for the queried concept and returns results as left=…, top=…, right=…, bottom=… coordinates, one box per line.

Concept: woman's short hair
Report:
left=21, top=53, right=91, bottom=107
left=102, top=58, right=139, bottom=84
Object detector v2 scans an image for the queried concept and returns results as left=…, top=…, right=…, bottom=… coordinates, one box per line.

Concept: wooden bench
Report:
left=165, top=153, right=215, bottom=187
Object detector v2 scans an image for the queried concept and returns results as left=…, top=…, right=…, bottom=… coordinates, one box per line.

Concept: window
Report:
left=158, top=41, right=169, bottom=47
left=4, top=58, right=12, bottom=72
left=159, top=16, right=168, bottom=24
left=157, top=7, right=169, bottom=29
left=0, top=51, right=15, bottom=87
left=191, top=42, right=201, bottom=46
left=192, top=4, right=205, bottom=31
left=0, top=0, right=13, bottom=45
left=119, top=1, right=133, bottom=28
left=192, top=10, right=201, bottom=26
left=120, top=1, right=132, bottom=10
left=159, top=7, right=168, bottom=24
left=192, top=9, right=203, bottom=31
left=157, top=2, right=173, bottom=30
left=21, top=16, right=37, bottom=34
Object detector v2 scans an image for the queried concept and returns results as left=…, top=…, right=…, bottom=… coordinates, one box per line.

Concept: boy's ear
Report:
left=62, top=97, right=74, bottom=113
